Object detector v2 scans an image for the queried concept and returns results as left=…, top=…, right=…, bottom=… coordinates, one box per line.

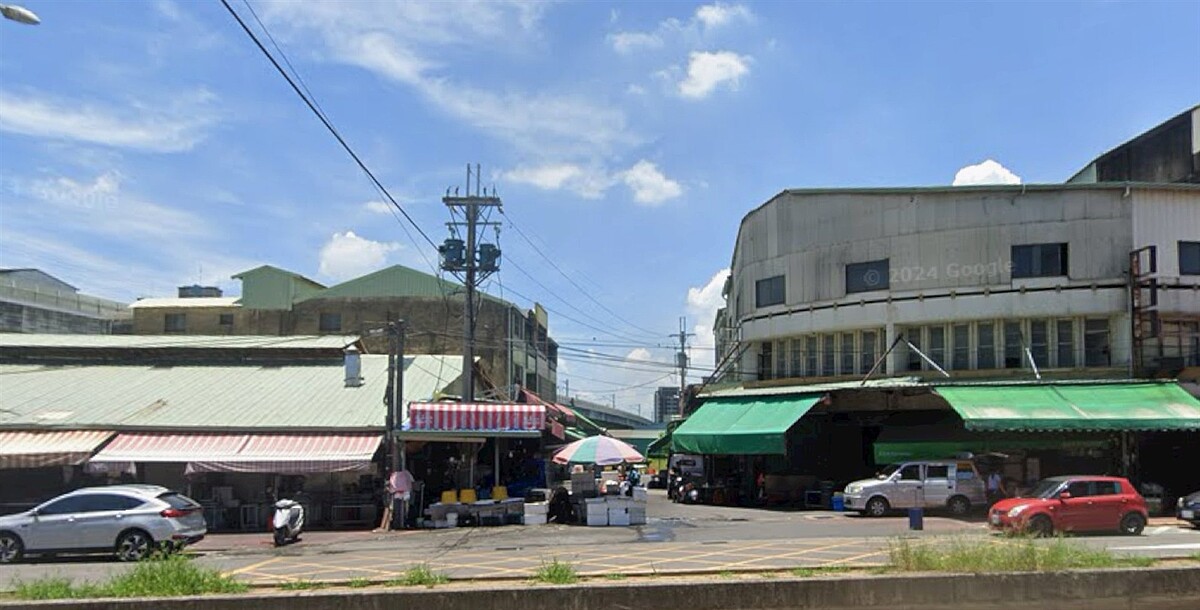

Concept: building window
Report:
left=928, top=326, right=946, bottom=369
left=1180, top=241, right=1200, bottom=275
left=1003, top=321, right=1024, bottom=369
left=219, top=313, right=234, bottom=326
left=861, top=330, right=878, bottom=373
left=775, top=340, right=788, bottom=379
left=164, top=313, right=186, bottom=333
left=1030, top=320, right=1049, bottom=368
left=1084, top=318, right=1111, bottom=367
left=952, top=324, right=970, bottom=370
left=1012, top=243, right=1069, bottom=278
left=755, top=275, right=785, bottom=308
left=759, top=342, right=774, bottom=380
left=1186, top=321, right=1200, bottom=366
left=845, top=259, right=889, bottom=294
left=789, top=340, right=803, bottom=378
left=318, top=312, right=342, bottom=333
left=822, top=334, right=836, bottom=375
left=841, top=333, right=856, bottom=375
left=805, top=336, right=818, bottom=376
left=977, top=322, right=996, bottom=369
left=1056, top=320, right=1075, bottom=368
left=903, top=328, right=923, bottom=371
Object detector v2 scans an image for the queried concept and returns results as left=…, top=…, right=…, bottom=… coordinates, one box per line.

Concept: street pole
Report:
left=670, top=317, right=694, bottom=416
left=386, top=320, right=406, bottom=473
left=441, top=164, right=502, bottom=403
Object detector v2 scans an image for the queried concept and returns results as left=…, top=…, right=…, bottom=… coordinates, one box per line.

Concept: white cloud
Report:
left=695, top=3, right=753, bottom=29
left=678, top=51, right=750, bottom=99
left=686, top=268, right=730, bottom=351
left=952, top=159, right=1022, bottom=186
left=0, top=89, right=219, bottom=153
left=608, top=31, right=664, bottom=55
left=626, top=348, right=653, bottom=362
left=317, top=231, right=400, bottom=281
left=503, top=163, right=615, bottom=199
left=260, top=2, right=633, bottom=159
left=364, top=201, right=393, bottom=214
left=622, top=160, right=682, bottom=205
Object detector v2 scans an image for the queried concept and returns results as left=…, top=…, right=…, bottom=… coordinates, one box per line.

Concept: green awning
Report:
left=646, top=433, right=671, bottom=457
left=874, top=439, right=1110, bottom=463
left=936, top=383, right=1200, bottom=431
left=671, top=394, right=823, bottom=455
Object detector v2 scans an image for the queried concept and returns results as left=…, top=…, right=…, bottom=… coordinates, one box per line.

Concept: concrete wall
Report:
left=132, top=306, right=241, bottom=335
left=725, top=185, right=1200, bottom=379
left=0, top=301, right=114, bottom=334
left=18, top=567, right=1200, bottom=610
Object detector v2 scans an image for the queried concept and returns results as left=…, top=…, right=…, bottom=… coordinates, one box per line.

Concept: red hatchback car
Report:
left=989, top=475, right=1148, bottom=536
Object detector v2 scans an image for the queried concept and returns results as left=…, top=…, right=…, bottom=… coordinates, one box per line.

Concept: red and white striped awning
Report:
left=90, top=432, right=383, bottom=475
left=408, top=402, right=546, bottom=432
left=0, top=430, right=115, bottom=469
left=90, top=433, right=249, bottom=462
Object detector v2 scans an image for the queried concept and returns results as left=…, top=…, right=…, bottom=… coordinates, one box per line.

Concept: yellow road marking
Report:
left=224, top=557, right=282, bottom=576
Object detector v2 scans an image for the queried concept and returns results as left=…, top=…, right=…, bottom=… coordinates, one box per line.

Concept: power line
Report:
left=219, top=0, right=437, bottom=254
left=500, top=207, right=662, bottom=339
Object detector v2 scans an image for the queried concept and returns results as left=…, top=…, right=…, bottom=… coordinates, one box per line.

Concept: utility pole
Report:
left=669, top=316, right=695, bottom=416
left=440, top=164, right=502, bottom=402
left=384, top=320, right=406, bottom=472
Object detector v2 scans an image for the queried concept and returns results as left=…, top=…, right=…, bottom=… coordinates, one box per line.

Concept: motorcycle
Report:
left=272, top=499, right=305, bottom=547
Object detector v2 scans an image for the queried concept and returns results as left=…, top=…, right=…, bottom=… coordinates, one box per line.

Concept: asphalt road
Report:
left=4, top=490, right=1198, bottom=589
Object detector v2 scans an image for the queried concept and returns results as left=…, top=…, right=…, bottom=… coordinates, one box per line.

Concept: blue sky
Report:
left=1, top=1, right=1197, bottom=415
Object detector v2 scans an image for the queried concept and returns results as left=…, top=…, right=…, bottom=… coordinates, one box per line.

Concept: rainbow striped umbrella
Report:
left=552, top=435, right=645, bottom=466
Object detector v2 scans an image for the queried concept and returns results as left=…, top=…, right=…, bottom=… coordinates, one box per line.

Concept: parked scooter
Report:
left=272, top=499, right=305, bottom=546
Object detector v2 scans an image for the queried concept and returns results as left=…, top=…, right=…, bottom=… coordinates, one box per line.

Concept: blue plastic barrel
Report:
left=831, top=494, right=845, bottom=512
left=908, top=507, right=924, bottom=530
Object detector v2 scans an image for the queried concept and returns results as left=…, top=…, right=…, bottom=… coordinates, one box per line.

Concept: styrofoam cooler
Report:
left=523, top=513, right=547, bottom=525
left=524, top=502, right=548, bottom=515
left=628, top=507, right=646, bottom=525
left=608, top=508, right=631, bottom=526
left=585, top=498, right=608, bottom=526
left=632, top=487, right=648, bottom=502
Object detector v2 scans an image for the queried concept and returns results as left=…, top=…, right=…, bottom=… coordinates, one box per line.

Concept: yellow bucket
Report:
left=459, top=488, right=478, bottom=504
left=492, top=486, right=508, bottom=501
left=440, top=490, right=458, bottom=504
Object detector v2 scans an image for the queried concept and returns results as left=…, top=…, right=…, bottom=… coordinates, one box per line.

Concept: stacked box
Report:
left=632, top=487, right=648, bottom=502
left=608, top=508, right=631, bottom=526
left=523, top=513, right=547, bottom=525
left=585, top=498, right=608, bottom=526
left=628, top=507, right=646, bottom=525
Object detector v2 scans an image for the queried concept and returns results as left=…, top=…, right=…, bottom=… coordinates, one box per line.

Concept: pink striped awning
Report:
left=91, top=433, right=382, bottom=475
left=0, top=430, right=115, bottom=470
left=408, top=402, right=546, bottom=432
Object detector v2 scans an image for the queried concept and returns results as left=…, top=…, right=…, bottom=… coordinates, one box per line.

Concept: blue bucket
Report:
left=908, top=507, right=924, bottom=530
left=831, top=494, right=845, bottom=512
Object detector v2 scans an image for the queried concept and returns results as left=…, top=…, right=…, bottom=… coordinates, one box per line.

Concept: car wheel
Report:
left=115, top=530, right=154, bottom=562
left=1027, top=514, right=1054, bottom=538
left=0, top=533, right=23, bottom=564
left=865, top=497, right=890, bottom=518
left=947, top=496, right=970, bottom=516
left=1119, top=513, right=1146, bottom=536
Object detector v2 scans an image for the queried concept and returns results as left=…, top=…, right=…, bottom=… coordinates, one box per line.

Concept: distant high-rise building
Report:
left=654, top=386, right=680, bottom=423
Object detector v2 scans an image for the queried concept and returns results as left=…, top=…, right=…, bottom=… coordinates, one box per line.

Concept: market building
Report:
left=130, top=263, right=560, bottom=401
left=0, top=268, right=130, bottom=334
left=671, top=111, right=1200, bottom=511
left=0, top=334, right=462, bottom=527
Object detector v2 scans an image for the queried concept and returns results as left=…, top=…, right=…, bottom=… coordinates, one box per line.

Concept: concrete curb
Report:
left=5, top=566, right=1200, bottom=610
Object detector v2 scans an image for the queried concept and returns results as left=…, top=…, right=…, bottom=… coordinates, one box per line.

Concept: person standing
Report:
left=387, top=468, right=415, bottom=530
left=986, top=469, right=1007, bottom=505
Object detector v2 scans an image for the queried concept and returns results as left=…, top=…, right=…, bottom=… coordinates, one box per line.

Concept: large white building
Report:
left=716, top=182, right=1200, bottom=384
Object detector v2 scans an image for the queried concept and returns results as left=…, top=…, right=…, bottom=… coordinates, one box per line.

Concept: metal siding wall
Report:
left=1132, top=189, right=1200, bottom=278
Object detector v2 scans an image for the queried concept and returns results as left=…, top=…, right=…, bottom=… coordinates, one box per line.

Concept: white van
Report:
left=842, top=460, right=987, bottom=517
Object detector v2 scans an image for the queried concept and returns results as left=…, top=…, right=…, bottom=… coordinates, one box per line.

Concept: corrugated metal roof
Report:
left=0, top=355, right=462, bottom=431
left=299, top=264, right=508, bottom=305
left=0, top=334, right=360, bottom=350
left=128, top=297, right=240, bottom=309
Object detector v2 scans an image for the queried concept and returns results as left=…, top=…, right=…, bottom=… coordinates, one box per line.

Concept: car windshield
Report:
left=877, top=464, right=901, bottom=478
left=1025, top=479, right=1065, bottom=499
left=158, top=492, right=200, bottom=510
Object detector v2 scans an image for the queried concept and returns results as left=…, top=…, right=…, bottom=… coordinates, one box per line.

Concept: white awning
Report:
left=0, top=430, right=115, bottom=469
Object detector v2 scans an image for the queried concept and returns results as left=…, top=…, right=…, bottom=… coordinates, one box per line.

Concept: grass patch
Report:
left=718, top=571, right=735, bottom=579
left=759, top=571, right=778, bottom=579
left=391, top=563, right=449, bottom=587
left=532, top=558, right=579, bottom=585
left=279, top=580, right=326, bottom=591
left=347, top=578, right=372, bottom=588
left=1191, top=552, right=1200, bottom=562
left=888, top=536, right=1152, bottom=573
left=791, top=566, right=851, bottom=578
left=603, top=573, right=627, bottom=581
left=14, top=555, right=246, bottom=600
